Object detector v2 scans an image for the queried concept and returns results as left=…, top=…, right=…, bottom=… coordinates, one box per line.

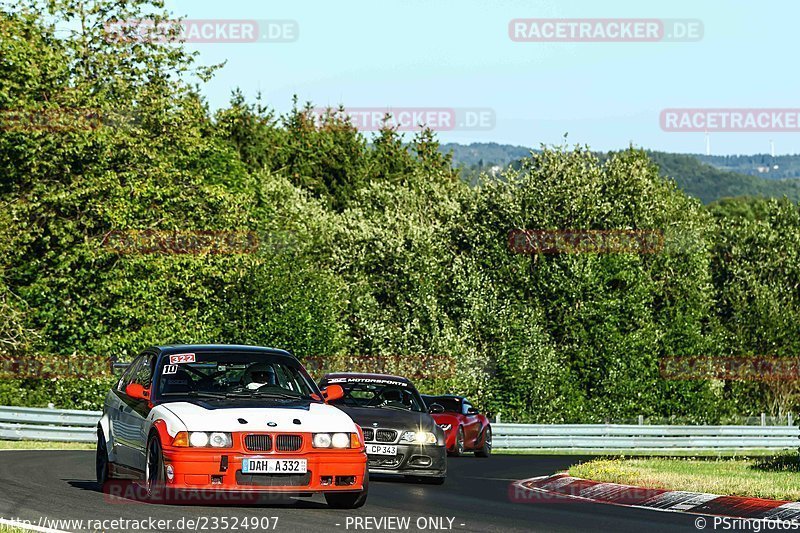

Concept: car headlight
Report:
left=313, top=433, right=332, bottom=448
left=331, top=433, right=350, bottom=448
left=189, top=431, right=209, bottom=447
left=401, top=431, right=437, bottom=444
left=187, top=432, right=232, bottom=448
left=313, top=433, right=358, bottom=448
left=438, top=423, right=452, bottom=431
left=209, top=432, right=232, bottom=448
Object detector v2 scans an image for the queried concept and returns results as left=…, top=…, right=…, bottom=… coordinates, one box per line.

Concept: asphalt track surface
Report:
left=0, top=451, right=724, bottom=532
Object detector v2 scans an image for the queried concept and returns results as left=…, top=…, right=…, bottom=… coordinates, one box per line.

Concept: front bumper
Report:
left=161, top=447, right=367, bottom=493
left=366, top=443, right=446, bottom=477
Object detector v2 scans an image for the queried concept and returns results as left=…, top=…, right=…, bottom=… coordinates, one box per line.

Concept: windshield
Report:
left=328, top=381, right=426, bottom=412
left=424, top=396, right=461, bottom=413
left=155, top=352, right=320, bottom=402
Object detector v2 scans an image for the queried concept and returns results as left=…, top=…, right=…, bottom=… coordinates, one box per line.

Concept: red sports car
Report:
left=421, top=395, right=491, bottom=457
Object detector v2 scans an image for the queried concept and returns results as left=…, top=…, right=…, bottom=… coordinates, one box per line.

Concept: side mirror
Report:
left=321, top=384, right=344, bottom=403
left=466, top=407, right=479, bottom=415
left=428, top=403, right=445, bottom=414
left=125, top=383, right=150, bottom=401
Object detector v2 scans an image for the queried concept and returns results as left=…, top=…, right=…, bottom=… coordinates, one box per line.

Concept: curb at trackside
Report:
left=509, top=473, right=800, bottom=522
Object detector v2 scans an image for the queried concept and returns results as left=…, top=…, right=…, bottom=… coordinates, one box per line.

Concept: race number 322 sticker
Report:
left=169, top=353, right=196, bottom=364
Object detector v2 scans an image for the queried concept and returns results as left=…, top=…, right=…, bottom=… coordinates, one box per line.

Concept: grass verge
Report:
left=0, top=524, right=32, bottom=533
left=0, top=440, right=94, bottom=450
left=568, top=454, right=800, bottom=501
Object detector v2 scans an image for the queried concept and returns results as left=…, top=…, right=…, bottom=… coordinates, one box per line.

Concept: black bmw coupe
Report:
left=318, top=373, right=447, bottom=484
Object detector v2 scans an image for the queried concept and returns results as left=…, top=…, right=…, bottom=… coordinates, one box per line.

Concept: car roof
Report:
left=321, top=372, right=413, bottom=384
left=154, top=344, right=294, bottom=358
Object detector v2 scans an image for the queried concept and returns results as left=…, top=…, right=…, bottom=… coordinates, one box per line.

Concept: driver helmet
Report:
left=383, top=388, right=403, bottom=403
left=244, top=363, right=277, bottom=389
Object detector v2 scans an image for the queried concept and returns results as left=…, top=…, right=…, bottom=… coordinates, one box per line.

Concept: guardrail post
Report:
left=638, top=415, right=644, bottom=425
left=789, top=412, right=793, bottom=426
left=761, top=413, right=766, bottom=426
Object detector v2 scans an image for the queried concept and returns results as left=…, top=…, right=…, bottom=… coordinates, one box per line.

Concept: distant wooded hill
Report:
left=441, top=142, right=800, bottom=203
left=696, top=154, right=800, bottom=179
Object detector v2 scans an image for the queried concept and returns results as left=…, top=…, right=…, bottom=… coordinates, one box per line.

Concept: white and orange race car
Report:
left=97, top=344, right=368, bottom=508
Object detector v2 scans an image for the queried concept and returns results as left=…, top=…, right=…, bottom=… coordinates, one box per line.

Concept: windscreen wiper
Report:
left=248, top=391, right=305, bottom=400
left=162, top=391, right=228, bottom=400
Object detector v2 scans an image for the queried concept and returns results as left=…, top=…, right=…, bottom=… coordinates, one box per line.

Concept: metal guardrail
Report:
left=493, top=423, right=800, bottom=450
left=0, top=406, right=100, bottom=443
left=0, top=406, right=797, bottom=449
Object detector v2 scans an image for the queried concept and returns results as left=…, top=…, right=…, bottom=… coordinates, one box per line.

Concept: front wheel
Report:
left=145, top=434, right=166, bottom=502
left=450, top=427, right=465, bottom=457
left=475, top=427, right=492, bottom=458
left=325, top=468, right=368, bottom=509
left=96, top=430, right=110, bottom=487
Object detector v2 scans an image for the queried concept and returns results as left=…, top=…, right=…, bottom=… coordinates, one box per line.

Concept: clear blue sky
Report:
left=167, top=0, right=798, bottom=155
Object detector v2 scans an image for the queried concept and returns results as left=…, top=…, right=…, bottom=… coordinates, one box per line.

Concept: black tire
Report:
left=145, top=434, right=166, bottom=502
left=475, top=427, right=492, bottom=458
left=96, top=430, right=110, bottom=488
left=450, top=427, right=465, bottom=457
left=325, top=468, right=369, bottom=509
